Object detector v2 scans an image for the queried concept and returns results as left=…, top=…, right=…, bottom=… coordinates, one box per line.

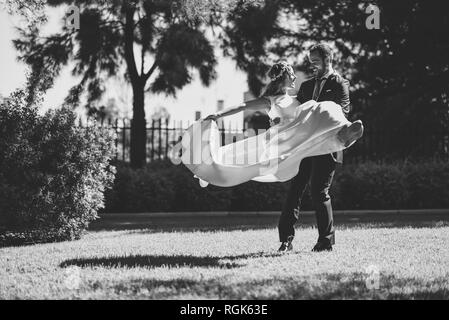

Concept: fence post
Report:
left=122, top=118, right=127, bottom=162
left=151, top=119, right=155, bottom=161
left=158, top=118, right=162, bottom=160
left=114, top=118, right=119, bottom=161
left=165, top=118, right=169, bottom=159
left=221, top=122, right=225, bottom=146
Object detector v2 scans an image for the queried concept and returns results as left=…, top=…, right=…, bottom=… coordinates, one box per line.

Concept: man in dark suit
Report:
left=278, top=43, right=351, bottom=252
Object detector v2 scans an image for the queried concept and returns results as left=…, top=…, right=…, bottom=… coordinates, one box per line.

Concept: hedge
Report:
left=103, top=158, right=449, bottom=213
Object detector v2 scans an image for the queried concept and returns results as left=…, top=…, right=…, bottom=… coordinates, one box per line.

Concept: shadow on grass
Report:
left=60, top=251, right=285, bottom=270
left=99, top=272, right=449, bottom=299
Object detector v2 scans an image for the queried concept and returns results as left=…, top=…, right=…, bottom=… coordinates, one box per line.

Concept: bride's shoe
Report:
left=337, top=120, right=364, bottom=147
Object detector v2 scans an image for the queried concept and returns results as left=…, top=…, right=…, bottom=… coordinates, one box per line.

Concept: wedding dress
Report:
left=170, top=94, right=359, bottom=187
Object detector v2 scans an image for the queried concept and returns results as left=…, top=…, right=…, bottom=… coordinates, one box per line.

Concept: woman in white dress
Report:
left=170, top=62, right=363, bottom=187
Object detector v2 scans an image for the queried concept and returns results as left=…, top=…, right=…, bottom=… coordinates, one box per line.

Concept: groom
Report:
left=278, top=43, right=351, bottom=252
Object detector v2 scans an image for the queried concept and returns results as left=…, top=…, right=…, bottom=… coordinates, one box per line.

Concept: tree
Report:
left=87, top=98, right=121, bottom=123
left=13, top=0, right=225, bottom=168
left=224, top=0, right=449, bottom=157
left=2, top=0, right=47, bottom=27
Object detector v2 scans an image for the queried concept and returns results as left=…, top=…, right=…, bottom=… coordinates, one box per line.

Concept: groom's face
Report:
left=309, top=51, right=325, bottom=78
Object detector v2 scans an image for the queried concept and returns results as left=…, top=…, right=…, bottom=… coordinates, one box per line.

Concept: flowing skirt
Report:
left=170, top=100, right=356, bottom=187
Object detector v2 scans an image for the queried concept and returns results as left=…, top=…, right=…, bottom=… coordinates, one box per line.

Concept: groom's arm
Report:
left=334, top=77, right=351, bottom=114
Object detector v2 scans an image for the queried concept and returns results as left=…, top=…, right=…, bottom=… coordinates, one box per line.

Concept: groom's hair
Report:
left=309, top=43, right=333, bottom=64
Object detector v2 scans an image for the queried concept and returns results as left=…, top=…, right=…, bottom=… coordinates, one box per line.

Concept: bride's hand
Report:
left=269, top=117, right=281, bottom=126
left=204, top=114, right=219, bottom=122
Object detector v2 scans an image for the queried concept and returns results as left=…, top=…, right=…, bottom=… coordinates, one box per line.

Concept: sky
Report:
left=0, top=7, right=249, bottom=129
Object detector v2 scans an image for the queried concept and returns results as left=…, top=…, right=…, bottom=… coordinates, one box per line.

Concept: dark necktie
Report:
left=312, top=78, right=324, bottom=101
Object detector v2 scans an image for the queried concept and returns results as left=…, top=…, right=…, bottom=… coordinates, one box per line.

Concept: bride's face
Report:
left=283, top=71, right=297, bottom=89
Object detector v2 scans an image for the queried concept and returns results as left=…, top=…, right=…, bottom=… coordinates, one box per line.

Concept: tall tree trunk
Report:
left=130, top=83, right=147, bottom=168
left=123, top=5, right=147, bottom=168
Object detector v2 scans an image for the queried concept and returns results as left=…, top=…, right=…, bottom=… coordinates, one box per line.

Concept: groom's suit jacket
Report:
left=296, top=72, right=351, bottom=163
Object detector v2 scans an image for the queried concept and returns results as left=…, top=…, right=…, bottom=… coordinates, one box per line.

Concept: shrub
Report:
left=165, top=162, right=234, bottom=212
left=103, top=158, right=449, bottom=213
left=105, top=163, right=176, bottom=212
left=402, top=160, right=449, bottom=209
left=104, top=160, right=233, bottom=212
left=331, top=159, right=449, bottom=210
left=0, top=90, right=116, bottom=244
left=331, top=161, right=409, bottom=209
left=229, top=181, right=290, bottom=211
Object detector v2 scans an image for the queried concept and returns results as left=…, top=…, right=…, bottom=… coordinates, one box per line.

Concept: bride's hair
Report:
left=261, top=61, right=295, bottom=97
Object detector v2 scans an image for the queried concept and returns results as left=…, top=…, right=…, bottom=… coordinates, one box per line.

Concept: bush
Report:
left=331, top=161, right=409, bottom=209
left=0, top=90, right=116, bottom=244
left=332, top=159, right=449, bottom=210
left=103, top=158, right=449, bottom=213
left=105, top=163, right=176, bottom=212
left=229, top=181, right=290, bottom=211
left=104, top=160, right=234, bottom=212
left=404, top=161, right=449, bottom=208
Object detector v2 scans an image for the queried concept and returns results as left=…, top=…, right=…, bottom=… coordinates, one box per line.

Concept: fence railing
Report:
left=79, top=118, right=449, bottom=164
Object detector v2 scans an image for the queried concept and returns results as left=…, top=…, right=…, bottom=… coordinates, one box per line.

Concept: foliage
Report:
left=223, top=0, right=449, bottom=134
left=104, top=160, right=234, bottom=212
left=333, top=159, right=449, bottom=210
left=2, top=0, right=47, bottom=27
left=0, top=89, right=117, bottom=244
left=103, top=158, right=449, bottom=213
left=9, top=0, right=448, bottom=165
left=11, top=0, right=262, bottom=167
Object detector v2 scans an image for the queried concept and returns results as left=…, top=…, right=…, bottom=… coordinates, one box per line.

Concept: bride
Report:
left=170, top=61, right=363, bottom=187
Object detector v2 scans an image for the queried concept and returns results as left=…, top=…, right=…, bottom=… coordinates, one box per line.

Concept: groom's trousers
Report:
left=278, top=153, right=336, bottom=245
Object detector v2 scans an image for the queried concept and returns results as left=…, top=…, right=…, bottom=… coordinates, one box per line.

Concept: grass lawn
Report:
left=0, top=221, right=448, bottom=299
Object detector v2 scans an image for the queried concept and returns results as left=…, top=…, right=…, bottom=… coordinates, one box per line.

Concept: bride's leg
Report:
left=337, top=120, right=364, bottom=147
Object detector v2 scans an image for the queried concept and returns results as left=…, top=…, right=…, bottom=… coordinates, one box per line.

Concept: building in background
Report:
left=216, top=99, right=225, bottom=128
left=195, top=111, right=201, bottom=121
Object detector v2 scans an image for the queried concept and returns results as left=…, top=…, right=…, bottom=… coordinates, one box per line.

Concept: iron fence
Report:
left=79, top=118, right=449, bottom=164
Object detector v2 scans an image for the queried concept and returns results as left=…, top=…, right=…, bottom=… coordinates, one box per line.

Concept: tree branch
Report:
left=143, top=60, right=158, bottom=83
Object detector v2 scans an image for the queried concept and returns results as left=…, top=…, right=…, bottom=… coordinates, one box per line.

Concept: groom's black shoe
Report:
left=278, top=236, right=294, bottom=253
left=312, top=242, right=333, bottom=252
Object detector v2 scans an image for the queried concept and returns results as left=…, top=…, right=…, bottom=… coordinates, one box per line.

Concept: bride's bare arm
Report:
left=205, top=97, right=270, bottom=120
